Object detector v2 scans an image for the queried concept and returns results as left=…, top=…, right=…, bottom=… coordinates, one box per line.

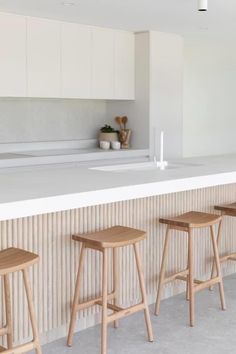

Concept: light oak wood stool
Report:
left=0, top=247, right=41, bottom=354
left=211, top=203, right=236, bottom=277
left=155, top=211, right=226, bottom=327
left=67, top=225, right=153, bottom=354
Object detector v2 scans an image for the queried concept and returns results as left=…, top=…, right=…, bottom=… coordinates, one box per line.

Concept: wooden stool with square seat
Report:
left=0, top=247, right=41, bottom=354
left=155, top=211, right=226, bottom=327
left=211, top=203, right=236, bottom=277
left=67, top=226, right=153, bottom=354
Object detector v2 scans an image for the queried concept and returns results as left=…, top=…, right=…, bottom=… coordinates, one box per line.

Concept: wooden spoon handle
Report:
left=122, top=116, right=128, bottom=130
left=115, top=116, right=123, bottom=130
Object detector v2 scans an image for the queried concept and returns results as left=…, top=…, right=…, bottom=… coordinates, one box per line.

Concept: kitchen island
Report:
left=0, top=154, right=236, bottom=345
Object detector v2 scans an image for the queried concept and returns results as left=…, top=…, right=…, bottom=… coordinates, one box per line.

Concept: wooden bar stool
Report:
left=0, top=247, right=41, bottom=354
left=67, top=225, right=153, bottom=354
left=211, top=203, right=236, bottom=275
left=155, top=211, right=226, bottom=327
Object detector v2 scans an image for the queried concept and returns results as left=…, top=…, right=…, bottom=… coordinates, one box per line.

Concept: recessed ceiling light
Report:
left=61, top=1, right=75, bottom=6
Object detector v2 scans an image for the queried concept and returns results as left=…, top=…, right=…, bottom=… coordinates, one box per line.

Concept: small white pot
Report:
left=111, top=141, right=121, bottom=150
left=99, top=141, right=110, bottom=150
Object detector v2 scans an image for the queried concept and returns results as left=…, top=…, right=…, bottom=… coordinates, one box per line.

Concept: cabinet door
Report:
left=114, top=31, right=135, bottom=100
left=91, top=28, right=115, bottom=99
left=0, top=13, right=27, bottom=97
left=27, top=17, right=60, bottom=97
left=61, top=23, right=91, bottom=98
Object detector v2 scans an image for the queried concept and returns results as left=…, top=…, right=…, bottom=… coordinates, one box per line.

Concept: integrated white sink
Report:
left=90, top=161, right=201, bottom=172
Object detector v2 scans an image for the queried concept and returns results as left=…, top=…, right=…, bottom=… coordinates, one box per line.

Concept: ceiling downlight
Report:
left=198, top=0, right=208, bottom=12
left=61, top=1, right=76, bottom=7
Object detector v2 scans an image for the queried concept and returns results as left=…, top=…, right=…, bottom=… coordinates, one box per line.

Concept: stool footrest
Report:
left=108, top=303, right=145, bottom=323
left=177, top=274, right=221, bottom=292
left=228, top=256, right=236, bottom=261
left=177, top=275, right=203, bottom=285
left=96, top=301, right=123, bottom=312
left=220, top=253, right=236, bottom=262
left=164, top=269, right=189, bottom=284
left=0, top=340, right=36, bottom=354
left=194, top=277, right=220, bottom=292
left=76, top=292, right=115, bottom=311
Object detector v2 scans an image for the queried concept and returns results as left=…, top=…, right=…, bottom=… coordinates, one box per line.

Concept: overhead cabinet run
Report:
left=27, top=18, right=61, bottom=98
left=61, top=23, right=92, bottom=99
left=91, top=28, right=115, bottom=99
left=0, top=12, right=135, bottom=100
left=0, top=13, right=27, bottom=97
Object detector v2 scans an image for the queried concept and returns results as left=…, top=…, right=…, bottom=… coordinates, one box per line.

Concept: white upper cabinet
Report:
left=114, top=31, right=135, bottom=100
left=0, top=13, right=27, bottom=97
left=61, top=23, right=91, bottom=99
left=0, top=12, right=135, bottom=99
left=27, top=17, right=61, bottom=98
left=91, top=28, right=115, bottom=99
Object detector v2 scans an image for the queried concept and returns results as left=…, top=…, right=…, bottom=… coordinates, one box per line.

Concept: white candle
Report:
left=160, top=131, right=164, bottom=164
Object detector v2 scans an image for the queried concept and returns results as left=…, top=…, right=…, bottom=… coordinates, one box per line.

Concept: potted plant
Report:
left=98, top=125, right=119, bottom=142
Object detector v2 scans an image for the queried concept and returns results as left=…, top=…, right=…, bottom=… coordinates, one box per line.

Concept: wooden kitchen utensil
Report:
left=122, top=116, right=128, bottom=130
left=115, top=116, right=123, bottom=130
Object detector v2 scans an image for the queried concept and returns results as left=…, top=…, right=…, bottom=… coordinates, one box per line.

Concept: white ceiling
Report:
left=0, top=0, right=235, bottom=39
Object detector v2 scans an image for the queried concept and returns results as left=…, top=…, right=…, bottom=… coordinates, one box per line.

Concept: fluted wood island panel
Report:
left=0, top=183, right=236, bottom=345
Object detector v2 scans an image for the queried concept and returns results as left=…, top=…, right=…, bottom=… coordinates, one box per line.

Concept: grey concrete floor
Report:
left=42, top=274, right=236, bottom=354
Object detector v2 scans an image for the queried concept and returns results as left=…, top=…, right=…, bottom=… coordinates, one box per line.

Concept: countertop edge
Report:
left=0, top=170, right=235, bottom=221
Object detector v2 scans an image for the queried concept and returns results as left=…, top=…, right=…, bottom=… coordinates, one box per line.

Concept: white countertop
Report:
left=0, top=154, right=236, bottom=221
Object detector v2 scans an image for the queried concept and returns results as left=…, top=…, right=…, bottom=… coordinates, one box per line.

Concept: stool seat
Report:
left=0, top=247, right=39, bottom=275
left=72, top=226, right=146, bottom=248
left=215, top=203, right=236, bottom=216
left=160, top=211, right=221, bottom=229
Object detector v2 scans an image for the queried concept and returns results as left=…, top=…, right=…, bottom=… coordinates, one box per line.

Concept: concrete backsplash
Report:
left=0, top=98, right=111, bottom=143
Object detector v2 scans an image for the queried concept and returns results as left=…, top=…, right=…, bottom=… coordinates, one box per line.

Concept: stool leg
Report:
left=67, top=243, right=86, bottom=347
left=101, top=249, right=108, bottom=354
left=22, top=269, right=42, bottom=354
left=210, top=225, right=226, bottom=310
left=210, top=219, right=222, bottom=290
left=186, top=248, right=190, bottom=301
left=155, top=225, right=170, bottom=315
left=113, top=248, right=119, bottom=329
left=4, top=274, right=13, bottom=349
left=133, top=243, right=153, bottom=342
left=188, top=229, right=195, bottom=327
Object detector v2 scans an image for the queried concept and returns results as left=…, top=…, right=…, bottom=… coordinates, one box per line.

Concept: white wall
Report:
left=149, top=31, right=183, bottom=159
left=183, top=39, right=236, bottom=157
left=107, top=31, right=184, bottom=158
left=0, top=98, right=109, bottom=143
